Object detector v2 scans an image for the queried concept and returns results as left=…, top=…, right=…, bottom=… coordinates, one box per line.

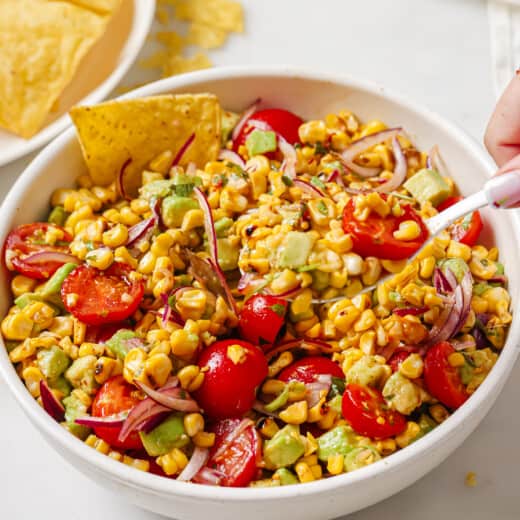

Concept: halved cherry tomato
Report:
left=437, top=196, right=483, bottom=247
left=61, top=262, right=144, bottom=326
left=238, top=294, right=287, bottom=348
left=424, top=341, right=468, bottom=409
left=342, top=198, right=429, bottom=260
left=278, top=356, right=344, bottom=384
left=5, top=223, right=73, bottom=279
left=232, top=108, right=303, bottom=155
left=194, top=339, right=268, bottom=419
left=196, top=418, right=260, bottom=487
left=342, top=383, right=407, bottom=439
left=91, top=375, right=143, bottom=450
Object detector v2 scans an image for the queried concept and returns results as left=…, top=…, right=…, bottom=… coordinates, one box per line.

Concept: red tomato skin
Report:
left=5, top=223, right=73, bottom=279
left=61, top=262, right=144, bottom=326
left=278, top=356, right=344, bottom=384
left=194, top=339, right=268, bottom=420
left=91, top=376, right=143, bottom=450
left=232, top=108, right=303, bottom=154
left=238, top=294, right=287, bottom=348
left=437, top=196, right=483, bottom=247
left=342, top=198, right=429, bottom=260
left=424, top=341, right=469, bottom=409
left=204, top=418, right=260, bottom=487
left=341, top=383, right=407, bottom=439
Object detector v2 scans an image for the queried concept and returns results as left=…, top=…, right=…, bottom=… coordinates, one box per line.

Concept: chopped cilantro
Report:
left=314, top=142, right=328, bottom=155
left=297, top=263, right=320, bottom=272
left=282, top=175, right=294, bottom=187
left=329, top=377, right=346, bottom=398
left=317, top=200, right=328, bottom=215
left=175, top=183, right=195, bottom=197
left=270, top=303, right=286, bottom=317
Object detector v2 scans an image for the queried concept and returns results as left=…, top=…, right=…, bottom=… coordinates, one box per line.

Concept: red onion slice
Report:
left=278, top=134, right=298, bottom=179
left=218, top=149, right=246, bottom=169
left=433, top=267, right=455, bottom=294
left=116, top=158, right=132, bottom=201
left=75, top=411, right=128, bottom=429
left=23, top=251, right=78, bottom=266
left=374, top=138, right=407, bottom=193
left=133, top=381, right=199, bottom=412
left=172, top=133, right=195, bottom=167
left=212, top=418, right=254, bottom=462
left=252, top=400, right=280, bottom=418
left=340, top=127, right=402, bottom=178
left=119, top=399, right=171, bottom=442
left=305, top=374, right=332, bottom=408
left=192, top=467, right=225, bottom=486
left=293, top=179, right=325, bottom=198
left=193, top=187, right=218, bottom=263
left=231, top=98, right=261, bottom=141
left=40, top=380, right=65, bottom=422
left=160, top=291, right=185, bottom=327
left=327, top=169, right=345, bottom=187
left=126, top=216, right=156, bottom=248
left=177, top=447, right=210, bottom=482
left=451, top=337, right=476, bottom=351
left=393, top=306, right=429, bottom=317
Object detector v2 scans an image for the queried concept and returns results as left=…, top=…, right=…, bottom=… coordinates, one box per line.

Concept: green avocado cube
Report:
left=403, top=168, right=451, bottom=206
left=317, top=425, right=356, bottom=462
left=48, top=206, right=69, bottom=226
left=161, top=195, right=199, bottom=228
left=105, top=329, right=138, bottom=360
left=278, top=231, right=315, bottom=269
left=217, top=237, right=240, bottom=271
left=139, top=179, right=175, bottom=200
left=140, top=413, right=189, bottom=456
left=264, top=424, right=305, bottom=469
left=246, top=130, right=277, bottom=157
left=37, top=345, right=71, bottom=380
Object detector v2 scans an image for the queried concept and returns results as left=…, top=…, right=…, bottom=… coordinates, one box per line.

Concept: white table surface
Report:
left=2, top=1, right=519, bottom=519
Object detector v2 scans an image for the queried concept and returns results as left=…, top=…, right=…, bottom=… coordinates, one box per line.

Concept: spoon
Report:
left=313, top=169, right=520, bottom=303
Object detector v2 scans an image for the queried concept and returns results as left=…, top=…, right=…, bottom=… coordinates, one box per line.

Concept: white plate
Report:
left=0, top=0, right=155, bottom=167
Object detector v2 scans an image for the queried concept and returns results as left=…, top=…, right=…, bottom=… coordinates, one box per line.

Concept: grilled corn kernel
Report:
left=184, top=413, right=204, bottom=437
left=78, top=342, right=104, bottom=357
left=24, top=301, right=56, bottom=328
left=395, top=421, right=421, bottom=449
left=429, top=404, right=449, bottom=423
left=279, top=400, right=308, bottom=425
left=343, top=252, right=363, bottom=276
left=170, top=329, right=199, bottom=358
left=259, top=417, right=279, bottom=438
left=393, top=220, right=421, bottom=241
left=446, top=240, right=472, bottom=262
left=354, top=309, right=376, bottom=332
left=327, top=454, right=344, bottom=475
left=22, top=366, right=44, bottom=397
left=262, top=379, right=286, bottom=394
left=419, top=256, right=436, bottom=279
left=72, top=318, right=87, bottom=345
left=398, top=353, right=424, bottom=379
left=11, top=275, right=37, bottom=297
left=144, top=353, right=172, bottom=387
left=381, top=258, right=408, bottom=274
left=85, top=434, right=111, bottom=455
left=359, top=331, right=376, bottom=355
left=156, top=447, right=189, bottom=476
left=193, top=431, right=216, bottom=448
left=447, top=352, right=465, bottom=367
left=298, top=120, right=327, bottom=144
left=123, top=348, right=147, bottom=385
left=102, top=224, right=129, bottom=248
left=175, top=289, right=207, bottom=321
left=295, top=462, right=315, bottom=483
left=317, top=407, right=338, bottom=430
left=2, top=313, right=33, bottom=341
left=94, top=357, right=123, bottom=384
left=48, top=316, right=74, bottom=338
left=375, top=438, right=397, bottom=456
left=271, top=269, right=299, bottom=295
left=108, top=451, right=123, bottom=462
left=178, top=365, right=204, bottom=391
left=85, top=247, right=114, bottom=270
left=362, top=257, right=382, bottom=286
left=123, top=455, right=150, bottom=472
left=268, top=351, right=294, bottom=378
left=114, top=246, right=138, bottom=268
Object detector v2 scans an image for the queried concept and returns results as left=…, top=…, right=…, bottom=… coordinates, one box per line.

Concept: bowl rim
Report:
left=1, top=65, right=519, bottom=501
left=0, top=0, right=156, bottom=167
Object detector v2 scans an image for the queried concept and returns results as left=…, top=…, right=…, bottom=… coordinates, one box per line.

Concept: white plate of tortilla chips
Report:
left=0, top=0, right=155, bottom=167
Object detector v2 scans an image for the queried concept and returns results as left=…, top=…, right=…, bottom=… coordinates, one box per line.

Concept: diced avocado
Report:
left=403, top=168, right=451, bottom=206
left=311, top=270, right=329, bottom=291
left=48, top=375, right=72, bottom=397
left=37, top=345, right=71, bottom=380
left=245, top=130, right=277, bottom=157
left=382, top=372, right=421, bottom=415
left=63, top=392, right=90, bottom=440
left=15, top=292, right=44, bottom=309
left=221, top=110, right=240, bottom=144
left=264, top=425, right=305, bottom=469
left=495, top=262, right=505, bottom=275
left=214, top=217, right=234, bottom=238
left=172, top=172, right=202, bottom=197
left=473, top=282, right=493, bottom=296
left=273, top=468, right=299, bottom=486
left=139, top=179, right=174, bottom=200
left=65, top=355, right=98, bottom=395
left=416, top=414, right=437, bottom=439
left=265, top=381, right=305, bottom=413
left=278, top=231, right=315, bottom=269
left=48, top=206, right=69, bottom=226
left=346, top=356, right=390, bottom=388
left=161, top=195, right=199, bottom=228
left=139, top=413, right=189, bottom=456
left=41, top=263, right=77, bottom=297
left=317, top=425, right=356, bottom=462
left=217, top=237, right=240, bottom=272
left=105, top=329, right=137, bottom=360
left=327, top=395, right=343, bottom=416
left=344, top=447, right=381, bottom=472
left=438, top=257, right=468, bottom=283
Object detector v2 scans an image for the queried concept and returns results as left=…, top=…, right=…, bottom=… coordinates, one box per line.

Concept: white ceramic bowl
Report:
left=1, top=67, right=519, bottom=520
left=0, top=0, right=155, bottom=167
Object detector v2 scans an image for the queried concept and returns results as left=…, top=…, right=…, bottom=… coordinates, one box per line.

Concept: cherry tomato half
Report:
left=196, top=418, right=260, bottom=487
left=424, top=341, right=468, bottom=409
left=5, top=223, right=73, bottom=279
left=437, top=196, right=483, bottom=247
left=91, top=375, right=143, bottom=450
left=342, top=198, right=429, bottom=260
left=232, top=108, right=304, bottom=155
left=278, top=356, right=344, bottom=384
left=238, top=294, right=287, bottom=348
left=61, top=262, right=144, bottom=326
left=194, top=339, right=268, bottom=419
left=342, top=383, right=407, bottom=439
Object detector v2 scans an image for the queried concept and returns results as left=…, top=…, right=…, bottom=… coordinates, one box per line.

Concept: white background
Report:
left=1, top=1, right=520, bottom=519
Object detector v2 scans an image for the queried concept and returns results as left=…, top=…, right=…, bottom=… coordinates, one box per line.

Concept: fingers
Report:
left=484, top=72, right=520, bottom=166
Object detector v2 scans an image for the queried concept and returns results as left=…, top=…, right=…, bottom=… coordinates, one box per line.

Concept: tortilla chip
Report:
left=61, top=0, right=121, bottom=15
left=175, top=0, right=244, bottom=33
left=186, top=22, right=228, bottom=49
left=162, top=53, right=212, bottom=77
left=70, top=94, right=221, bottom=193
left=0, top=0, right=119, bottom=138
left=156, top=31, right=185, bottom=55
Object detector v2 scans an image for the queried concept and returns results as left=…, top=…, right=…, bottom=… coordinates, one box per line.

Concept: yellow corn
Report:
left=85, top=434, right=111, bottom=455
left=11, top=275, right=37, bottom=298
left=395, top=421, right=421, bottom=449
left=156, top=448, right=189, bottom=476
left=94, top=357, right=123, bottom=384
left=144, top=353, right=172, bottom=388
left=447, top=352, right=465, bottom=367
left=73, top=318, right=87, bottom=345
left=178, top=364, right=204, bottom=392
left=446, top=240, right=472, bottom=262
left=429, top=404, right=449, bottom=423
left=123, top=348, right=147, bottom=385
left=184, top=413, right=204, bottom=437
left=295, top=462, right=315, bottom=483
left=170, top=329, right=199, bottom=358
left=375, top=438, right=397, bottom=456
left=123, top=455, right=150, bottom=472
left=298, top=120, right=328, bottom=144
left=193, top=431, right=215, bottom=448
left=271, top=269, right=299, bottom=295
left=419, top=256, right=436, bottom=279
left=399, top=353, right=424, bottom=379
left=279, top=400, right=308, bottom=425
left=354, top=309, right=376, bottom=332
left=86, top=247, right=114, bottom=270
left=22, top=366, right=44, bottom=397
left=2, top=313, right=33, bottom=341
left=78, top=342, right=104, bottom=357
left=393, top=220, right=421, bottom=241
left=268, top=351, right=294, bottom=378
left=327, top=454, right=344, bottom=475
left=259, top=418, right=279, bottom=438
left=102, top=224, right=129, bottom=248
